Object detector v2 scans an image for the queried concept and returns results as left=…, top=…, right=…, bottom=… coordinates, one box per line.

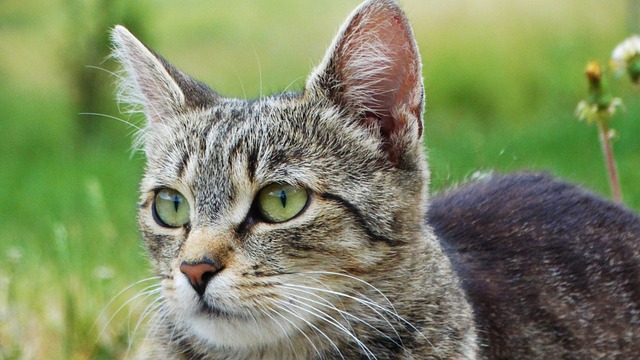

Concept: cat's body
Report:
left=431, top=172, right=640, bottom=359
left=111, top=0, right=640, bottom=358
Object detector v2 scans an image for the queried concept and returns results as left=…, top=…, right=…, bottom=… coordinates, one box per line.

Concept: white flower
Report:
left=611, top=35, right=640, bottom=72
left=575, top=98, right=623, bottom=124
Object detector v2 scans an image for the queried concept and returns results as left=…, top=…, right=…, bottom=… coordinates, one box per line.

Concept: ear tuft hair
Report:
left=110, top=25, right=217, bottom=126
left=307, top=0, right=424, bottom=160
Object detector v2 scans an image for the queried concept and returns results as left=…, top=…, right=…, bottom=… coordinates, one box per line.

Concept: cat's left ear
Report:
left=111, top=25, right=216, bottom=124
left=307, top=0, right=424, bottom=161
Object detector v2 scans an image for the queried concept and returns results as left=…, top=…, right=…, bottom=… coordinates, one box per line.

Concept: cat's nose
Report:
left=179, top=259, right=222, bottom=296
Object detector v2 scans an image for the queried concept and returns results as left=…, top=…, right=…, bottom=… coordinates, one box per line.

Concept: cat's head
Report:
left=113, top=0, right=428, bottom=351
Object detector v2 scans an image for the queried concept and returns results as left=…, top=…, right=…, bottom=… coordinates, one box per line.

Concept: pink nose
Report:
left=179, top=259, right=222, bottom=296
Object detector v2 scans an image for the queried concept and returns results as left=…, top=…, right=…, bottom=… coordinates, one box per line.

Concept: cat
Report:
left=110, top=0, right=640, bottom=358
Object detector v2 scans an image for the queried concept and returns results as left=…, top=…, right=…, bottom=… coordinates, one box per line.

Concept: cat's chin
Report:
left=169, top=277, right=304, bottom=348
left=184, top=310, right=297, bottom=348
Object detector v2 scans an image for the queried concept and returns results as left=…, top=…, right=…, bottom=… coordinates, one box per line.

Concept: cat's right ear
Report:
left=111, top=25, right=216, bottom=124
left=306, top=0, right=424, bottom=164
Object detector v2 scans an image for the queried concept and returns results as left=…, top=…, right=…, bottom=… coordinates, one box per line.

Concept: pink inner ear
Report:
left=336, top=3, right=423, bottom=138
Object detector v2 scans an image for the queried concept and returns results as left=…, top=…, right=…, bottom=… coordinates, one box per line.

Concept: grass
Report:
left=1, top=0, right=639, bottom=358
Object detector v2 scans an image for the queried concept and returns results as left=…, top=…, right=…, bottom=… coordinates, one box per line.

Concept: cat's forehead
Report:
left=192, top=95, right=313, bottom=159
left=143, top=93, right=381, bottom=195
left=146, top=95, right=327, bottom=181
left=152, top=95, right=303, bottom=157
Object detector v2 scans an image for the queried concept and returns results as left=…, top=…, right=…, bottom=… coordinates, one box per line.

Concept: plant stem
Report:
left=596, top=117, right=623, bottom=202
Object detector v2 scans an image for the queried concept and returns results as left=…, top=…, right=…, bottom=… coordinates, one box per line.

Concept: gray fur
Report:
left=111, top=0, right=640, bottom=359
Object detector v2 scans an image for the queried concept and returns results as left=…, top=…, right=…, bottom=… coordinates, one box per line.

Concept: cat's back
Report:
left=428, top=172, right=640, bottom=359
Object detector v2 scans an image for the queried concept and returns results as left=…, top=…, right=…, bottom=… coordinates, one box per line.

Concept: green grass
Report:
left=1, top=0, right=639, bottom=358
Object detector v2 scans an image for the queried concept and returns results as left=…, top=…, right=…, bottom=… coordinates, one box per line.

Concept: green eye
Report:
left=256, top=184, right=308, bottom=223
left=153, top=189, right=190, bottom=228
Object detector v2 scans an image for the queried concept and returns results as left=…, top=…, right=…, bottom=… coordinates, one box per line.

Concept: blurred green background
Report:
left=1, top=0, right=639, bottom=358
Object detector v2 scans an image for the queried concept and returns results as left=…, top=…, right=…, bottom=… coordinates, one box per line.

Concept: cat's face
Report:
left=114, top=0, right=427, bottom=350
left=136, top=94, right=426, bottom=347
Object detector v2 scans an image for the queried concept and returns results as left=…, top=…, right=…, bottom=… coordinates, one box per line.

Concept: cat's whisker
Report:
left=264, top=305, right=323, bottom=359
left=126, top=296, right=165, bottom=359
left=144, top=304, right=171, bottom=347
left=292, top=273, right=403, bottom=341
left=282, top=75, right=306, bottom=93
left=252, top=46, right=263, bottom=99
left=278, top=286, right=404, bottom=350
left=257, top=305, right=300, bottom=358
left=120, top=286, right=163, bottom=350
left=294, top=274, right=405, bottom=339
left=131, top=295, right=164, bottom=344
left=283, top=284, right=355, bottom=334
left=80, top=110, right=147, bottom=158
left=113, top=284, right=161, bottom=338
left=279, top=285, right=398, bottom=354
left=281, top=281, right=438, bottom=354
left=93, top=277, right=161, bottom=343
left=301, top=271, right=399, bottom=313
left=144, top=306, right=165, bottom=339
left=93, top=277, right=160, bottom=329
left=79, top=112, right=143, bottom=132
left=282, top=294, right=401, bottom=354
left=276, top=287, right=354, bottom=336
left=134, top=303, right=173, bottom=360
left=271, top=301, right=346, bottom=360
left=282, top=282, right=396, bottom=320
left=272, top=297, right=376, bottom=360
left=166, top=307, right=188, bottom=350
left=230, top=66, right=248, bottom=100
left=124, top=283, right=162, bottom=312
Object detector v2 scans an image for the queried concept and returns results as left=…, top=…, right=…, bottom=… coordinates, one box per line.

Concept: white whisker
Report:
left=281, top=280, right=438, bottom=355
left=274, top=296, right=377, bottom=359
left=126, top=296, right=164, bottom=359
left=294, top=273, right=403, bottom=344
left=131, top=295, right=164, bottom=342
left=281, top=284, right=354, bottom=330
left=258, top=306, right=301, bottom=358
left=122, top=285, right=163, bottom=346
left=79, top=112, right=143, bottom=132
left=93, top=277, right=161, bottom=343
left=144, top=304, right=171, bottom=346
left=94, top=277, right=160, bottom=329
left=232, top=66, right=248, bottom=99
left=252, top=46, right=263, bottom=99
left=302, top=271, right=398, bottom=314
left=272, top=301, right=346, bottom=360
left=282, top=75, right=306, bottom=93
left=279, top=287, right=403, bottom=349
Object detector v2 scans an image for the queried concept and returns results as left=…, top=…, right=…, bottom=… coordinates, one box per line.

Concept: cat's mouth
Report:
left=190, top=294, right=262, bottom=322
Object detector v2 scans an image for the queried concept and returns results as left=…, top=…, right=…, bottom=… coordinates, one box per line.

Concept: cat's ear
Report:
left=307, top=0, right=424, bottom=158
left=111, top=25, right=216, bottom=124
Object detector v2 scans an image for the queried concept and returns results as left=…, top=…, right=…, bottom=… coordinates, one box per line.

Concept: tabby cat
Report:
left=111, top=0, right=640, bottom=358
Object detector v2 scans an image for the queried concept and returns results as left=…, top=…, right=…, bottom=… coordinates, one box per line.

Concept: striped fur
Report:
left=111, top=0, right=640, bottom=359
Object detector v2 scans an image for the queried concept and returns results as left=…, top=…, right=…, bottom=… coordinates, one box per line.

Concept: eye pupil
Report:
left=173, top=195, right=180, bottom=212
left=280, top=190, right=287, bottom=208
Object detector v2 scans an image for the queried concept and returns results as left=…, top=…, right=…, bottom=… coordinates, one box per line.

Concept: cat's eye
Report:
left=256, top=184, right=308, bottom=223
left=152, top=189, right=190, bottom=228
